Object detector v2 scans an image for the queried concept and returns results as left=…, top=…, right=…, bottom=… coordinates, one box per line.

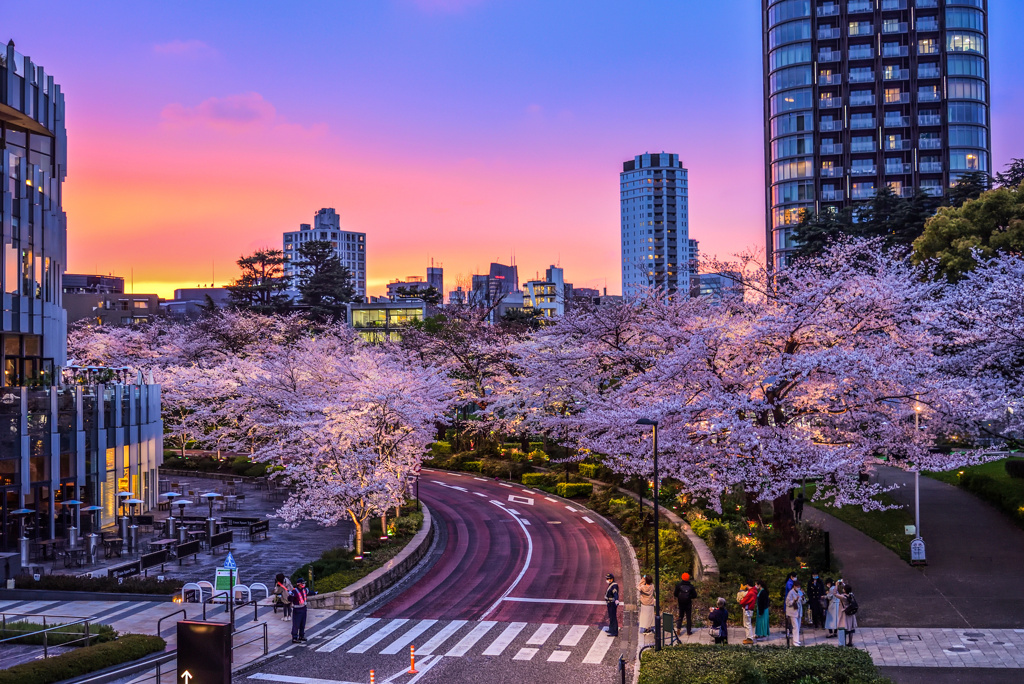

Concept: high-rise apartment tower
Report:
left=283, top=208, right=366, bottom=297
left=762, top=0, right=991, bottom=267
left=620, top=153, right=691, bottom=298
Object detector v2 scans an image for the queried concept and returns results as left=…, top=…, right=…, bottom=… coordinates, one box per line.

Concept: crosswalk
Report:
left=313, top=618, right=617, bottom=665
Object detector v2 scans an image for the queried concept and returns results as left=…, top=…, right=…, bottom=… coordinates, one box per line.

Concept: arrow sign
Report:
left=180, top=671, right=192, bottom=684
left=223, top=552, right=237, bottom=570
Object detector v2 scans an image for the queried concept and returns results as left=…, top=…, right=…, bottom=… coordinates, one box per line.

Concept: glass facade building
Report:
left=2, top=41, right=163, bottom=557
left=762, top=0, right=991, bottom=267
left=620, top=153, right=692, bottom=298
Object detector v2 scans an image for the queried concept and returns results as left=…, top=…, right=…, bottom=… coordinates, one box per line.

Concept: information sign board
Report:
left=177, top=621, right=231, bottom=684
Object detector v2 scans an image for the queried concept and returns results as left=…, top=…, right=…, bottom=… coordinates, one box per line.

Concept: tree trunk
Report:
left=772, top=491, right=798, bottom=547
left=381, top=511, right=388, bottom=537
left=744, top=491, right=761, bottom=522
left=349, top=511, right=365, bottom=557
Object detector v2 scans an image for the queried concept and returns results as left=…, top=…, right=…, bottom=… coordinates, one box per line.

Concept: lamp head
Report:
left=636, top=418, right=658, bottom=426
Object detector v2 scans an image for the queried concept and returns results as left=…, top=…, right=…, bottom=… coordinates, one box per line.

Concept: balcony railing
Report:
left=885, top=92, right=910, bottom=104
left=850, top=48, right=875, bottom=60
left=882, top=0, right=908, bottom=10
left=850, top=118, right=876, bottom=129
left=886, top=163, right=912, bottom=175
left=885, top=139, right=912, bottom=151
left=883, top=45, right=910, bottom=57
left=916, top=19, right=939, bottom=32
left=850, top=24, right=874, bottom=36
left=918, top=66, right=941, bottom=79
left=819, top=97, right=843, bottom=108
left=817, top=4, right=840, bottom=17
left=818, top=27, right=841, bottom=40
left=819, top=74, right=842, bottom=86
left=883, top=68, right=910, bottom=81
left=851, top=166, right=878, bottom=176
left=852, top=188, right=877, bottom=199
left=922, top=185, right=943, bottom=197
left=821, top=166, right=845, bottom=178
left=821, top=190, right=845, bottom=201
left=851, top=141, right=876, bottom=153
left=820, top=120, right=843, bottom=132
left=850, top=95, right=876, bottom=106
left=919, top=114, right=942, bottom=126
left=919, top=138, right=942, bottom=149
left=916, top=0, right=938, bottom=7
left=849, top=0, right=874, bottom=13
left=818, top=50, right=840, bottom=63
left=821, top=144, right=844, bottom=155
left=920, top=162, right=944, bottom=173
left=918, top=91, right=941, bottom=103
left=882, top=22, right=908, bottom=34
left=885, top=116, right=911, bottom=127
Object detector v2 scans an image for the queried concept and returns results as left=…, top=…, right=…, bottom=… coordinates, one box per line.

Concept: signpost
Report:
left=177, top=621, right=231, bottom=684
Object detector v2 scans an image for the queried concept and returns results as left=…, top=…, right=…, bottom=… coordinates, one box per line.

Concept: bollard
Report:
left=409, top=644, right=418, bottom=674
left=369, top=670, right=375, bottom=684
left=618, top=655, right=626, bottom=684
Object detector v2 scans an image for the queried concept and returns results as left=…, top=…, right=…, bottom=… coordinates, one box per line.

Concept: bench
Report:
left=208, top=530, right=234, bottom=553
left=248, top=520, right=270, bottom=542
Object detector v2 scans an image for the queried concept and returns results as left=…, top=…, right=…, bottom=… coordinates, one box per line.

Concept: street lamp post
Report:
left=636, top=418, right=661, bottom=651
left=911, top=404, right=926, bottom=564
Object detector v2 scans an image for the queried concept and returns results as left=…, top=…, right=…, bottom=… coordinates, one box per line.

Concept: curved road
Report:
left=240, top=470, right=635, bottom=684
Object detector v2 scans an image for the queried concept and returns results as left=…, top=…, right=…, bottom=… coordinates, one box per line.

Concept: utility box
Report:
left=177, top=620, right=232, bottom=684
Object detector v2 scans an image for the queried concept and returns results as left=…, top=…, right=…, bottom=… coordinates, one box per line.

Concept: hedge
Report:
left=521, top=473, right=548, bottom=486
left=0, top=634, right=166, bottom=684
left=0, top=620, right=116, bottom=646
left=638, top=644, right=892, bottom=684
left=555, top=482, right=593, bottom=498
left=461, top=461, right=482, bottom=472
left=12, top=574, right=183, bottom=595
left=578, top=463, right=598, bottom=479
left=1005, top=459, right=1024, bottom=479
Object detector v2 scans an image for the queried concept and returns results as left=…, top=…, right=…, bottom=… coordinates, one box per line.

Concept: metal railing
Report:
left=232, top=620, right=269, bottom=657
left=0, top=613, right=97, bottom=658
left=157, top=609, right=188, bottom=637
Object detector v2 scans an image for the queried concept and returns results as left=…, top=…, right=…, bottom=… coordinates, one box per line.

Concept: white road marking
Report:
left=450, top=473, right=463, bottom=477
left=380, top=619, right=437, bottom=654
left=565, top=506, right=578, bottom=512
left=582, top=516, right=595, bottom=524
left=481, top=622, right=527, bottom=656
left=582, top=630, right=616, bottom=664
left=520, top=518, right=531, bottom=525
left=512, top=647, right=539, bottom=661
left=445, top=620, right=497, bottom=656
left=548, top=650, right=571, bottom=662
left=418, top=619, right=468, bottom=654
left=499, top=483, right=513, bottom=488
left=349, top=619, right=408, bottom=653
left=545, top=497, right=558, bottom=503
left=508, top=495, right=534, bottom=505
left=406, top=654, right=444, bottom=683
left=474, top=477, right=489, bottom=481
left=382, top=657, right=433, bottom=683
left=560, top=625, right=589, bottom=646
left=473, top=492, right=487, bottom=497
left=431, top=480, right=445, bottom=485
left=248, top=675, right=363, bottom=684
left=317, top=617, right=380, bottom=652
left=526, top=623, right=558, bottom=645
left=480, top=500, right=535, bottom=620
left=502, top=597, right=606, bottom=605
left=507, top=508, right=521, bottom=516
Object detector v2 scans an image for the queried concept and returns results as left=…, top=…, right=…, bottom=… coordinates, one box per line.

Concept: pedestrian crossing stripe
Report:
left=316, top=619, right=616, bottom=664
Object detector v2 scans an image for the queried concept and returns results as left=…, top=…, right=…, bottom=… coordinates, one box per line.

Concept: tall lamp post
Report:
left=911, top=403, right=927, bottom=565
left=636, top=418, right=661, bottom=651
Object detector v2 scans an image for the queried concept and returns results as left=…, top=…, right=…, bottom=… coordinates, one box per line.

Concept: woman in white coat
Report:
left=837, top=583, right=858, bottom=645
left=824, top=579, right=841, bottom=638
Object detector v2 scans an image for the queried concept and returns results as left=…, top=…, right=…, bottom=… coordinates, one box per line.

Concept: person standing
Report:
left=739, top=582, right=758, bottom=644
left=807, top=572, right=825, bottom=630
left=289, top=578, right=309, bottom=643
left=785, top=579, right=806, bottom=646
left=825, top=579, right=841, bottom=638
left=784, top=572, right=797, bottom=601
left=674, top=572, right=697, bottom=636
left=638, top=575, right=655, bottom=634
left=603, top=573, right=619, bottom=637
left=755, top=580, right=770, bottom=640
left=793, top=493, right=805, bottom=522
left=273, top=573, right=294, bottom=621
left=708, top=597, right=729, bottom=644
left=838, top=583, right=858, bottom=646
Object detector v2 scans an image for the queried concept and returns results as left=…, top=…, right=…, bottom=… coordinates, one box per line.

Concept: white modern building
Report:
left=620, top=153, right=693, bottom=298
left=523, top=265, right=570, bottom=319
left=283, top=208, right=366, bottom=298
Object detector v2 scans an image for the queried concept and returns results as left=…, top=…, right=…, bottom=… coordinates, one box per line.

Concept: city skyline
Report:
left=5, top=0, right=1024, bottom=298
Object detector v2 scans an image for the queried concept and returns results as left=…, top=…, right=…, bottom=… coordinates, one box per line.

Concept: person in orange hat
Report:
left=673, top=572, right=697, bottom=636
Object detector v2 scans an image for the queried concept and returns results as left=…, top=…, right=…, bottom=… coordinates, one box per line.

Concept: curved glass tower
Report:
left=762, top=0, right=991, bottom=268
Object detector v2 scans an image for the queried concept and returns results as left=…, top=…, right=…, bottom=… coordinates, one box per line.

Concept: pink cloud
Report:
left=161, top=92, right=279, bottom=131
left=152, top=39, right=215, bottom=57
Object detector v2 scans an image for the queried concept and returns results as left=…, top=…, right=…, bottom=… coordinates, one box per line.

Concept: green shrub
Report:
left=430, top=441, right=452, bottom=456
left=689, top=516, right=730, bottom=543
left=0, top=634, right=166, bottom=684
left=521, top=473, right=549, bottom=486
left=14, top=574, right=183, bottom=595
left=194, top=457, right=221, bottom=472
left=461, top=461, right=482, bottom=473
left=555, top=482, right=593, bottom=498
left=245, top=462, right=268, bottom=477
left=638, top=644, right=891, bottom=684
left=1005, top=459, right=1024, bottom=479
left=526, top=449, right=548, bottom=462
left=230, top=456, right=251, bottom=475
left=579, top=463, right=598, bottom=479
left=528, top=441, right=545, bottom=452
left=0, top=620, right=117, bottom=646
left=479, top=458, right=527, bottom=480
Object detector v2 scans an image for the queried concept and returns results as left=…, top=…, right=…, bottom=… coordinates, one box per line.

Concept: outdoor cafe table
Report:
left=62, top=548, right=85, bottom=568
left=37, top=538, right=62, bottom=560
left=103, top=537, right=124, bottom=559
left=150, top=538, right=177, bottom=557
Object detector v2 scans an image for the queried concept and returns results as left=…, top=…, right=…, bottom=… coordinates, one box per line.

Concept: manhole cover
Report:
left=993, top=642, right=1006, bottom=646
left=963, top=632, right=986, bottom=638
left=965, top=638, right=978, bottom=642
left=946, top=646, right=970, bottom=652
left=897, top=635, right=922, bottom=641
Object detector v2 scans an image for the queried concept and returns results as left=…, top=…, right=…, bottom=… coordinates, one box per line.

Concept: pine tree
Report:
left=227, top=249, right=291, bottom=315
left=295, top=240, right=356, bottom=322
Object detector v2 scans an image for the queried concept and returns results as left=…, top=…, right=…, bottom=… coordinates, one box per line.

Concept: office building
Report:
left=694, top=272, right=744, bottom=301
left=763, top=0, right=991, bottom=267
left=63, top=274, right=124, bottom=294
left=347, top=300, right=426, bottom=343
left=2, top=41, right=163, bottom=560
left=283, top=208, right=366, bottom=297
left=620, top=153, right=692, bottom=298
left=523, top=266, right=572, bottom=319
left=387, top=265, right=443, bottom=303
left=64, top=292, right=160, bottom=326
left=161, top=287, right=231, bottom=320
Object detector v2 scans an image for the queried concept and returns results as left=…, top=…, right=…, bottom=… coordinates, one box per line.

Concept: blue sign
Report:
left=223, top=551, right=237, bottom=570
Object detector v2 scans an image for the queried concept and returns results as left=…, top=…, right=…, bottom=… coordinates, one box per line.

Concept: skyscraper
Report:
left=762, top=0, right=991, bottom=267
left=620, top=153, right=691, bottom=298
left=283, top=208, right=366, bottom=297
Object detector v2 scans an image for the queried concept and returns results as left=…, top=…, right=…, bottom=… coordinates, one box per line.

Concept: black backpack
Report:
left=844, top=593, right=859, bottom=616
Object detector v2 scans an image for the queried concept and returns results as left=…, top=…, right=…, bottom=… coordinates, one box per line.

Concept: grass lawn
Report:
left=926, top=458, right=1024, bottom=529
left=806, top=485, right=915, bottom=562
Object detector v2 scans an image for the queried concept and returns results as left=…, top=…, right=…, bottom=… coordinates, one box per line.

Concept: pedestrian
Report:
left=785, top=579, right=806, bottom=646
left=708, top=597, right=729, bottom=644
left=783, top=572, right=797, bottom=601
left=807, top=571, right=825, bottom=629
left=755, top=580, right=770, bottom=640
left=825, top=579, right=841, bottom=638
left=793, top=492, right=805, bottom=521
left=638, top=574, right=655, bottom=634
left=273, top=573, right=293, bottom=621
left=674, top=572, right=697, bottom=636
left=739, top=582, right=758, bottom=644
left=838, top=583, right=859, bottom=646
left=603, top=573, right=619, bottom=637
left=289, top=577, right=309, bottom=643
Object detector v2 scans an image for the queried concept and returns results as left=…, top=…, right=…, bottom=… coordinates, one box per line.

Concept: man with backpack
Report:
left=674, top=572, right=698, bottom=636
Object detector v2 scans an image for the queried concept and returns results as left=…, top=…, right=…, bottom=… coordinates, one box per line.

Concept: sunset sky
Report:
left=7, top=0, right=1024, bottom=298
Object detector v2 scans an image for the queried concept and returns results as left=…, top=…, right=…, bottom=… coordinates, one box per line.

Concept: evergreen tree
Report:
left=946, top=171, right=991, bottom=208
left=227, top=249, right=291, bottom=315
left=396, top=285, right=443, bottom=306
left=995, top=158, right=1024, bottom=189
left=295, top=240, right=356, bottom=322
left=790, top=208, right=853, bottom=260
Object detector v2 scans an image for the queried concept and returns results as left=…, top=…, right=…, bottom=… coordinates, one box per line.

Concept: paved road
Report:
left=236, top=471, right=636, bottom=684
